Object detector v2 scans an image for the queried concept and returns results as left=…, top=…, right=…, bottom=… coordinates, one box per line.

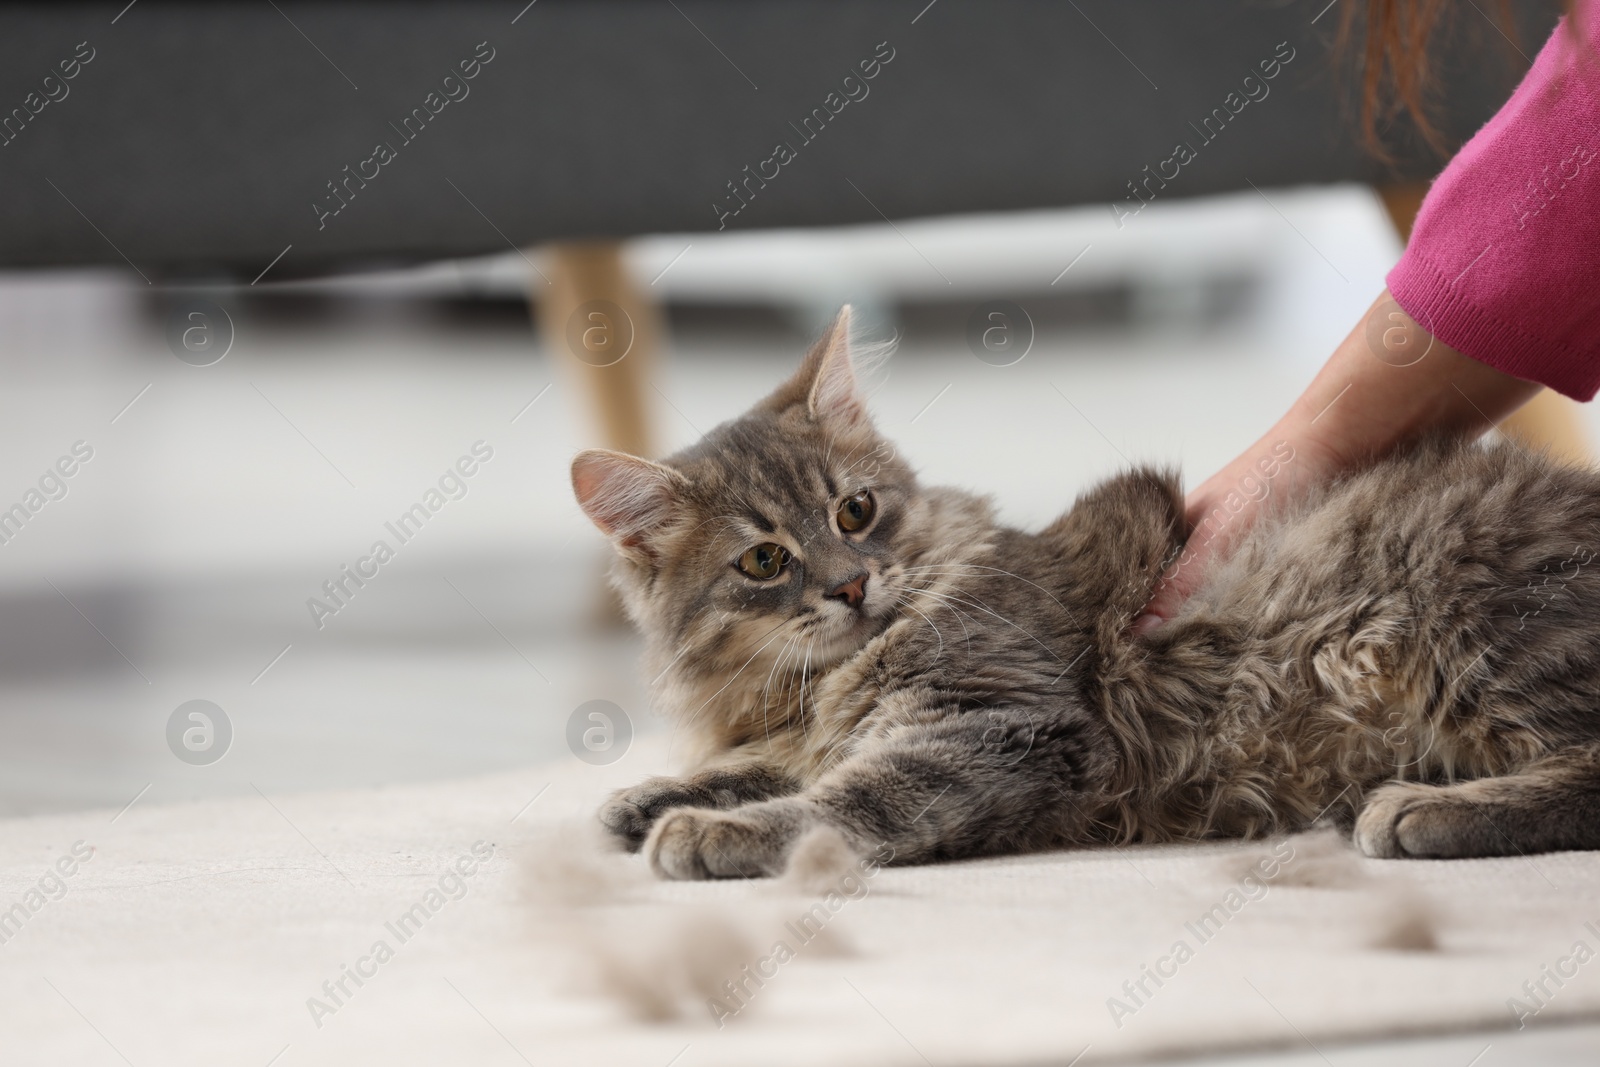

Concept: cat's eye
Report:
left=837, top=491, right=876, bottom=533
left=737, top=542, right=789, bottom=580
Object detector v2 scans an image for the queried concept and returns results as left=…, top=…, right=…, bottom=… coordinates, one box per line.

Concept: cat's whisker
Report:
left=908, top=572, right=1081, bottom=630
left=758, top=631, right=802, bottom=752
left=686, top=512, right=761, bottom=540
left=840, top=440, right=893, bottom=479
left=799, top=642, right=814, bottom=739
left=758, top=629, right=796, bottom=698
left=901, top=563, right=1079, bottom=623
left=916, top=587, right=1065, bottom=663
left=821, top=437, right=840, bottom=485
left=647, top=642, right=694, bottom=689
left=784, top=643, right=810, bottom=740
left=899, top=587, right=977, bottom=648
left=907, top=585, right=1058, bottom=661
left=898, top=598, right=946, bottom=664
left=690, top=618, right=797, bottom=718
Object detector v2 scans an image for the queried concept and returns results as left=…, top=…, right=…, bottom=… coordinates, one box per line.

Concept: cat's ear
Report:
left=571, top=449, right=687, bottom=555
left=806, top=306, right=867, bottom=427
left=761, top=305, right=869, bottom=428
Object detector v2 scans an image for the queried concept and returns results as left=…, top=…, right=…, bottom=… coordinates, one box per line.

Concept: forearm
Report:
left=1277, top=292, right=1542, bottom=469
left=1192, top=291, right=1542, bottom=519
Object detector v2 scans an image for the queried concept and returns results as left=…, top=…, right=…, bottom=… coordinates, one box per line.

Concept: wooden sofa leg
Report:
left=1500, top=391, right=1592, bottom=465
left=1376, top=182, right=1590, bottom=464
left=532, top=241, right=660, bottom=626
left=534, top=241, right=658, bottom=459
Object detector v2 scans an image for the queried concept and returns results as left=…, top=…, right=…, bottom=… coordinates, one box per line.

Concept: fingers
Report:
left=1138, top=438, right=1308, bottom=630
left=1131, top=612, right=1165, bottom=635
left=1136, top=537, right=1210, bottom=631
left=1135, top=563, right=1181, bottom=633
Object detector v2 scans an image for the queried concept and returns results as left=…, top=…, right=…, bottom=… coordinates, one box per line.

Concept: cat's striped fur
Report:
left=572, top=308, right=1600, bottom=879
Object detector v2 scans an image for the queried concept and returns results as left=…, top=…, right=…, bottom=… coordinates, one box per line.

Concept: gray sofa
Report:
left=0, top=1, right=1560, bottom=281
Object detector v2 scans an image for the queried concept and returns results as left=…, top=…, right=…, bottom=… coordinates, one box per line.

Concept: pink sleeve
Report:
left=1386, top=2, right=1600, bottom=400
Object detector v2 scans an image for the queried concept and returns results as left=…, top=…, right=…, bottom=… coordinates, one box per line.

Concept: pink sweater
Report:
left=1387, top=2, right=1600, bottom=400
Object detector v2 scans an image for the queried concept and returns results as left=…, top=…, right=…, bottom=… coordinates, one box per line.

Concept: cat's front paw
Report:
left=644, top=804, right=806, bottom=880
left=1354, top=781, right=1460, bottom=858
left=599, top=777, right=700, bottom=851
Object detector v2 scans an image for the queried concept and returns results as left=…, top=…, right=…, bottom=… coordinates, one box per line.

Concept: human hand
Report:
left=1133, top=290, right=1540, bottom=634
left=1134, top=435, right=1329, bottom=633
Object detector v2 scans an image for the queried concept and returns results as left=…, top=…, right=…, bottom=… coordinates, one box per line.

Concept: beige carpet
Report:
left=4, top=742, right=1599, bottom=1067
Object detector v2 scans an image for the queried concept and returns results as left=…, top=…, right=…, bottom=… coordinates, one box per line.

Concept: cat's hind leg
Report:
left=1354, top=743, right=1600, bottom=858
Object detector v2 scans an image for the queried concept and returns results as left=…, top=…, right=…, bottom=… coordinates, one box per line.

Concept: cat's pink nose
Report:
left=828, top=573, right=868, bottom=608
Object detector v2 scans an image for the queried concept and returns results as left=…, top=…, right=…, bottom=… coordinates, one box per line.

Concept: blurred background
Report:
left=0, top=0, right=1581, bottom=819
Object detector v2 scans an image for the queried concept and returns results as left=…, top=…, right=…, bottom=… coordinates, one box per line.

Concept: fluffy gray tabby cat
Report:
left=572, top=307, right=1600, bottom=880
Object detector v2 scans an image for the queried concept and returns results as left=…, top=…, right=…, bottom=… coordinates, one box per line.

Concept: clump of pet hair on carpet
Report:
left=1363, top=881, right=1440, bottom=951
left=1245, top=828, right=1369, bottom=889
left=1222, top=828, right=1441, bottom=952
left=519, top=821, right=753, bottom=1022
left=519, top=821, right=871, bottom=1023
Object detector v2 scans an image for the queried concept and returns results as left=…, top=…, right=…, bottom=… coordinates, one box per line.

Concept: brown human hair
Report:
left=1342, top=0, right=1577, bottom=160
